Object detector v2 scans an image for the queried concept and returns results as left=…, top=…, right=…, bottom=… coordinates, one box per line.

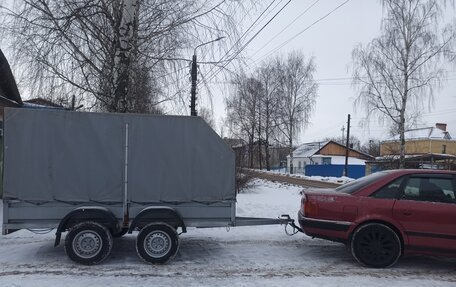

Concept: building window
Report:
left=442, top=145, right=447, bottom=154
left=298, top=161, right=302, bottom=169
left=322, top=157, right=331, bottom=165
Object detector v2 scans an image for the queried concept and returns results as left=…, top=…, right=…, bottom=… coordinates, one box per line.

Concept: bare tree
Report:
left=198, top=106, right=215, bottom=129
left=359, top=139, right=381, bottom=157
left=226, top=52, right=317, bottom=172
left=275, top=52, right=318, bottom=174
left=225, top=72, right=261, bottom=168
left=352, top=0, right=455, bottom=168
left=257, top=62, right=281, bottom=170
left=0, top=0, right=252, bottom=113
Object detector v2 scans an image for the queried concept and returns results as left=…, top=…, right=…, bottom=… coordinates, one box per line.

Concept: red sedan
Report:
left=298, top=169, right=456, bottom=268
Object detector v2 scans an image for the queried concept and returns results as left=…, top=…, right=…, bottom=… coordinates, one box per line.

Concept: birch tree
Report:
left=276, top=52, right=318, bottom=174
left=352, top=0, right=455, bottom=168
left=226, top=52, right=317, bottom=172
left=111, top=0, right=139, bottom=112
left=257, top=63, right=280, bottom=170
left=226, top=74, right=261, bottom=168
left=0, top=0, right=250, bottom=113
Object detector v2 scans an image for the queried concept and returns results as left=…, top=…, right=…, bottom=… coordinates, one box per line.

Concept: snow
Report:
left=1, top=179, right=455, bottom=286
left=263, top=168, right=354, bottom=184
left=386, top=127, right=450, bottom=141
left=289, top=141, right=328, bottom=158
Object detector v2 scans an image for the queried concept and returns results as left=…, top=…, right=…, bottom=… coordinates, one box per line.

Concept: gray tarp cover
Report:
left=3, top=108, right=235, bottom=204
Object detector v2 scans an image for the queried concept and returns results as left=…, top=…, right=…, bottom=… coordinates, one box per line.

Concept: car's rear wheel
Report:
left=351, top=223, right=401, bottom=268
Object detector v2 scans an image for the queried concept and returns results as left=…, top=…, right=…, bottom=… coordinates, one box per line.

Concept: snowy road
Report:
left=1, top=179, right=455, bottom=286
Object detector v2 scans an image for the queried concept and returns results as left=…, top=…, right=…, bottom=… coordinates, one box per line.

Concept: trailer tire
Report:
left=64, top=221, right=113, bottom=265
left=136, top=223, right=179, bottom=264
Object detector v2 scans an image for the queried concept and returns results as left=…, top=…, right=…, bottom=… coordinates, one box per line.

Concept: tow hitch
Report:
left=281, top=214, right=304, bottom=236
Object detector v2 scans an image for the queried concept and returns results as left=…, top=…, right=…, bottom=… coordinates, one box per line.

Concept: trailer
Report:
left=1, top=107, right=293, bottom=265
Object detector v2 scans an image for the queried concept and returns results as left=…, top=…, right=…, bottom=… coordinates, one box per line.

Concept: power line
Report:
left=204, top=0, right=292, bottom=83
left=201, top=0, right=245, bottom=59
left=191, top=1, right=283, bottom=111
left=196, top=75, right=456, bottom=86
left=222, top=0, right=282, bottom=60
left=318, top=76, right=456, bottom=86
left=254, top=0, right=352, bottom=64
left=203, top=0, right=293, bottom=85
left=300, top=120, right=347, bottom=142
left=251, top=0, right=321, bottom=58
left=202, top=0, right=282, bottom=84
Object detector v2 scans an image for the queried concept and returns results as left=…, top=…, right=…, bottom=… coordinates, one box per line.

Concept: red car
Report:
left=298, top=169, right=456, bottom=268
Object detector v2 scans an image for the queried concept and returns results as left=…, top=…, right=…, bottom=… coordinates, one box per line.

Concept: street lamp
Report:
left=190, top=36, right=224, bottom=116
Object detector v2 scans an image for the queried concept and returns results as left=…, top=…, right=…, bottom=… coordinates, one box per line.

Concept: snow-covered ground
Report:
left=1, top=179, right=455, bottom=287
left=260, top=168, right=354, bottom=184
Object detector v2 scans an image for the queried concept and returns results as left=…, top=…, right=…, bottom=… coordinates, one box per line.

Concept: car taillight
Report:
left=302, top=195, right=318, bottom=217
left=301, top=194, right=307, bottom=214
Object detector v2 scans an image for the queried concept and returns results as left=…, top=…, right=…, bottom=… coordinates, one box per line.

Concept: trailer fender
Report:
left=129, top=207, right=186, bottom=234
left=54, top=207, right=119, bottom=247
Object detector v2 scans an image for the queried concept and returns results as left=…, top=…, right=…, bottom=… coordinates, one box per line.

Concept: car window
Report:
left=336, top=171, right=390, bottom=194
left=402, top=176, right=455, bottom=204
left=403, top=177, right=420, bottom=199
left=429, top=177, right=455, bottom=200
left=371, top=177, right=404, bottom=199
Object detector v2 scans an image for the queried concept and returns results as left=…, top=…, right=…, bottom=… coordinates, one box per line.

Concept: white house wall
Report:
left=287, top=155, right=366, bottom=174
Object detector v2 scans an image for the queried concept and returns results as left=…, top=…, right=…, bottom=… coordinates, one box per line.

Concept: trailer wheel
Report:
left=136, top=223, right=179, bottom=264
left=65, top=221, right=113, bottom=265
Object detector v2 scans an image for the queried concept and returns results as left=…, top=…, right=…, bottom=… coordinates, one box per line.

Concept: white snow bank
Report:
left=257, top=168, right=354, bottom=184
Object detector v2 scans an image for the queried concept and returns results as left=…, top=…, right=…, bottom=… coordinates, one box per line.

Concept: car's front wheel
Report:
left=351, top=223, right=401, bottom=268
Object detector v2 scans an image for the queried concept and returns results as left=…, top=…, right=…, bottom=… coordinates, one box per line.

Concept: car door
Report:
left=392, top=174, right=456, bottom=254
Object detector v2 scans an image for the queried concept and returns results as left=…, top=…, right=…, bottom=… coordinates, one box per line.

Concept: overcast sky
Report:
left=203, top=0, right=456, bottom=144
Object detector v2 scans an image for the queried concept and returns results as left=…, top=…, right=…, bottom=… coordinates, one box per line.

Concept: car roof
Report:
left=382, top=169, right=456, bottom=176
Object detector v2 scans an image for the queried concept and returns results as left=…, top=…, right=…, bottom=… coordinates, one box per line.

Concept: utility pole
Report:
left=190, top=54, right=198, bottom=116
left=190, top=37, right=224, bottom=116
left=344, top=114, right=351, bottom=177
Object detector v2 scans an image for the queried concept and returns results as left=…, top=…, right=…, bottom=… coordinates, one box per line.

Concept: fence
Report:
left=305, top=165, right=366, bottom=179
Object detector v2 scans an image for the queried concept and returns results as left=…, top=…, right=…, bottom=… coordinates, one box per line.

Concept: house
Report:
left=287, top=141, right=374, bottom=178
left=380, top=123, right=454, bottom=155
left=0, top=48, right=64, bottom=119
left=1, top=98, right=64, bottom=123
left=22, top=98, right=64, bottom=108
left=0, top=48, right=23, bottom=118
left=370, top=123, right=456, bottom=171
